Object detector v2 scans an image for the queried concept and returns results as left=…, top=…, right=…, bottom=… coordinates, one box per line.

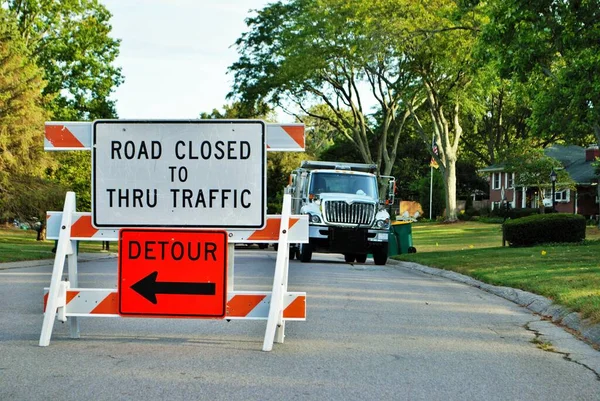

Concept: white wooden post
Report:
left=227, top=243, right=235, bottom=293
left=262, top=193, right=292, bottom=351
left=67, top=235, right=80, bottom=339
left=39, top=192, right=76, bottom=346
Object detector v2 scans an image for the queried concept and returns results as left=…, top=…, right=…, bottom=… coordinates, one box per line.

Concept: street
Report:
left=1, top=250, right=599, bottom=401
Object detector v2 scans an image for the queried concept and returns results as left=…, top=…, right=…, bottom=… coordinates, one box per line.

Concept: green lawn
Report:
left=395, top=222, right=600, bottom=324
left=0, top=227, right=114, bottom=263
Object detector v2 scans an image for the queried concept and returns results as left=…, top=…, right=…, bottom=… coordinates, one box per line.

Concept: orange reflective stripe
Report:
left=90, top=292, right=118, bottom=314
left=45, top=125, right=84, bottom=148
left=226, top=294, right=266, bottom=317
left=71, top=216, right=98, bottom=238
left=283, top=296, right=305, bottom=319
left=282, top=125, right=305, bottom=149
left=247, top=217, right=299, bottom=241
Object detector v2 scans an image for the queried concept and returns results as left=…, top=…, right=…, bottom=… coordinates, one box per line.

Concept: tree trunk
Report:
left=443, top=158, right=458, bottom=221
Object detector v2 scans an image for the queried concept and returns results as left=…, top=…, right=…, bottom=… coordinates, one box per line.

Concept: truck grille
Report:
left=323, top=201, right=376, bottom=226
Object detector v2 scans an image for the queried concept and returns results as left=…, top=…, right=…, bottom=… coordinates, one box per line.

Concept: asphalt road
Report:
left=1, top=250, right=599, bottom=401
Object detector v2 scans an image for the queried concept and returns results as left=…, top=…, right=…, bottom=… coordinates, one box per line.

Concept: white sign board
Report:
left=92, top=120, right=265, bottom=228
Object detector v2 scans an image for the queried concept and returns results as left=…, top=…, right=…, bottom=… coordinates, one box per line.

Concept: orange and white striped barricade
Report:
left=40, top=119, right=307, bottom=351
left=44, top=121, right=305, bottom=152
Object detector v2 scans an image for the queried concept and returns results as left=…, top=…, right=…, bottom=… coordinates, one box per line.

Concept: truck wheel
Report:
left=355, top=254, right=367, bottom=263
left=300, top=243, right=312, bottom=263
left=372, top=245, right=388, bottom=266
left=344, top=254, right=356, bottom=263
left=289, top=247, right=300, bottom=260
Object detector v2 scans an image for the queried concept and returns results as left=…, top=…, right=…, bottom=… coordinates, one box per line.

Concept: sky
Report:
left=102, top=0, right=273, bottom=120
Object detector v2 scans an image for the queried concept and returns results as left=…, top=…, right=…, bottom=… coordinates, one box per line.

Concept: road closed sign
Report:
left=118, top=229, right=228, bottom=318
left=92, top=120, right=266, bottom=228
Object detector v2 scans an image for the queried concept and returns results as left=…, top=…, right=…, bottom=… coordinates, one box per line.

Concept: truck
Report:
left=287, top=160, right=395, bottom=265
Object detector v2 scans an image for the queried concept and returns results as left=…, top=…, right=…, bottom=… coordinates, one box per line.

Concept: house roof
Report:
left=478, top=164, right=504, bottom=173
left=545, top=145, right=597, bottom=184
left=480, top=145, right=598, bottom=185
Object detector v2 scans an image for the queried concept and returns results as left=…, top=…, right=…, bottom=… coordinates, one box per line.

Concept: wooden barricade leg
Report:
left=40, top=192, right=76, bottom=346
left=262, top=194, right=292, bottom=351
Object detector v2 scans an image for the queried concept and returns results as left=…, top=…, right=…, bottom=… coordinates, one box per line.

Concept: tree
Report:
left=0, top=11, right=66, bottom=238
left=3, top=1, right=124, bottom=214
left=4, top=0, right=123, bottom=120
left=0, top=11, right=56, bottom=217
left=460, top=76, right=535, bottom=167
left=399, top=0, right=486, bottom=221
left=2, top=175, right=67, bottom=240
left=46, top=152, right=91, bottom=211
left=480, top=0, right=599, bottom=146
left=228, top=0, right=423, bottom=178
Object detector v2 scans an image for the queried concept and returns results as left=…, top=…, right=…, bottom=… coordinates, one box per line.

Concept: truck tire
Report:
left=289, top=247, right=300, bottom=260
left=355, top=254, right=367, bottom=263
left=300, top=243, right=312, bottom=263
left=372, top=245, right=388, bottom=266
left=344, top=254, right=356, bottom=263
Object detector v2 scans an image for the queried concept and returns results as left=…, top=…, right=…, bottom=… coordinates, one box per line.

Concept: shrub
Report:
left=503, top=213, right=586, bottom=246
left=490, top=207, right=543, bottom=220
left=478, top=217, right=504, bottom=224
left=464, top=207, right=480, bottom=217
left=457, top=212, right=471, bottom=221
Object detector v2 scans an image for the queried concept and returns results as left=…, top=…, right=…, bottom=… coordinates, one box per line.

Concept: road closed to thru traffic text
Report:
left=118, top=228, right=228, bottom=318
left=92, top=120, right=266, bottom=228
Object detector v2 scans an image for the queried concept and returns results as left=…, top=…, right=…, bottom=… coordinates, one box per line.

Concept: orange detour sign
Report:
left=118, top=229, right=228, bottom=318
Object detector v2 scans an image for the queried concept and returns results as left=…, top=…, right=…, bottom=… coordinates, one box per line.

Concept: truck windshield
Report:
left=309, top=172, right=377, bottom=198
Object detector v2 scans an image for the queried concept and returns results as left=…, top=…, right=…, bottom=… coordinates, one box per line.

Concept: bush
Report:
left=457, top=212, right=471, bottom=221
left=478, top=217, right=504, bottom=224
left=503, top=213, right=586, bottom=246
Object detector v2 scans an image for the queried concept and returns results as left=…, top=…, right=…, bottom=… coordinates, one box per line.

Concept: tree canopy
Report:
left=3, top=0, right=124, bottom=120
left=0, top=11, right=55, bottom=218
left=480, top=0, right=599, bottom=145
left=229, top=0, right=422, bottom=178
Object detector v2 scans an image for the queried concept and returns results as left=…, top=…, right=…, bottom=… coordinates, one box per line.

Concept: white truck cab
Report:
left=288, top=161, right=395, bottom=265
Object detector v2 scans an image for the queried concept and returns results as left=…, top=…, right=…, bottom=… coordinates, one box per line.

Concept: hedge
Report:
left=503, top=213, right=586, bottom=246
left=491, top=207, right=556, bottom=220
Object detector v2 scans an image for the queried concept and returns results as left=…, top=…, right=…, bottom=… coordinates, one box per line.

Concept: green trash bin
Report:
left=388, top=221, right=416, bottom=256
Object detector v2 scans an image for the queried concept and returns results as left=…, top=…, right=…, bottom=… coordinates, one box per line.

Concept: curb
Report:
left=388, top=259, right=600, bottom=350
left=0, top=253, right=118, bottom=270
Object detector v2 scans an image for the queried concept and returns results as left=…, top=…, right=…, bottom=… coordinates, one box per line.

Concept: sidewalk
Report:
left=0, top=252, right=118, bottom=270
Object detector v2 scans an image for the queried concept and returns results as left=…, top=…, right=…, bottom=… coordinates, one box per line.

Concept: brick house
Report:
left=479, top=145, right=600, bottom=219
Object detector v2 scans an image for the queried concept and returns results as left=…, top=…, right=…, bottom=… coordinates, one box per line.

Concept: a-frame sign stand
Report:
left=40, top=120, right=308, bottom=351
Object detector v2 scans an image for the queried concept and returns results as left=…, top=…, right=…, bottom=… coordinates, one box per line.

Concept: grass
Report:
left=0, top=226, right=115, bottom=263
left=395, top=221, right=600, bottom=324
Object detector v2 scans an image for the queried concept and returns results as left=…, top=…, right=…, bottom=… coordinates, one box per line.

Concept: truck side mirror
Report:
left=387, top=180, right=395, bottom=204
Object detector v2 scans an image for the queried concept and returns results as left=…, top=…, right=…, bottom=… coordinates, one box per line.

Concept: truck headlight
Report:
left=375, top=219, right=390, bottom=229
left=309, top=213, right=322, bottom=224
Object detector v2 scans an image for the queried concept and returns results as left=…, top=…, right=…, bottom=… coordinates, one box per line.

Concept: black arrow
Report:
left=130, top=271, right=216, bottom=304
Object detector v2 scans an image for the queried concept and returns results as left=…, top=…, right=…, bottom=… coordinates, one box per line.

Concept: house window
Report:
left=492, top=173, right=501, bottom=190
left=555, top=189, right=570, bottom=202
left=505, top=173, right=514, bottom=189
